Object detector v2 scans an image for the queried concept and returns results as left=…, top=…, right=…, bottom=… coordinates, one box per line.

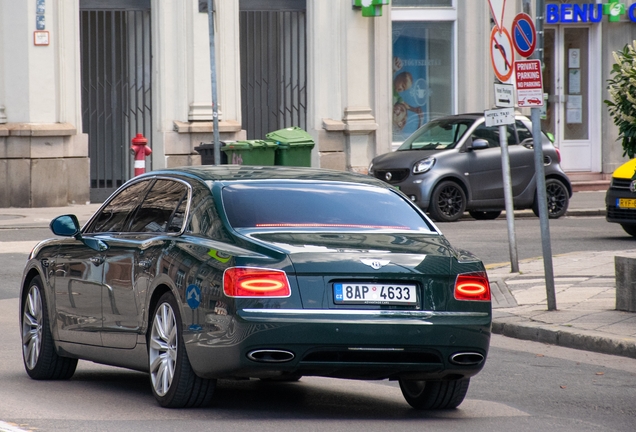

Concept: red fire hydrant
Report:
left=131, top=133, right=152, bottom=176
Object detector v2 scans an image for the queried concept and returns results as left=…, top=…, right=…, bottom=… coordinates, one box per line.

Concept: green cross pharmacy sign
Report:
left=353, top=0, right=389, bottom=17
left=604, top=0, right=626, bottom=22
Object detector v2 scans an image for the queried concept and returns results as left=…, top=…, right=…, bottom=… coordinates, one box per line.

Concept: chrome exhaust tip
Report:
left=247, top=349, right=295, bottom=363
left=449, top=352, right=484, bottom=366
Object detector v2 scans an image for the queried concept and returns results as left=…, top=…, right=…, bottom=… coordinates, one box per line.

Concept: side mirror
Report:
left=50, top=214, right=108, bottom=252
left=50, top=215, right=80, bottom=237
left=470, top=138, right=489, bottom=151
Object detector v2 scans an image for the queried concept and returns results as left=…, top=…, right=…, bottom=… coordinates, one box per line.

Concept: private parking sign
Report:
left=515, top=59, right=543, bottom=107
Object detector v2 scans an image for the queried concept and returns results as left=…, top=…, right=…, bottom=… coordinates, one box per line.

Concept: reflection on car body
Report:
left=20, top=166, right=491, bottom=409
left=370, top=113, right=572, bottom=222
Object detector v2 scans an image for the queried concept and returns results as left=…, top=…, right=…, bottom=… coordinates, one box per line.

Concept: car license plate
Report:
left=333, top=283, right=417, bottom=305
left=617, top=198, right=636, bottom=209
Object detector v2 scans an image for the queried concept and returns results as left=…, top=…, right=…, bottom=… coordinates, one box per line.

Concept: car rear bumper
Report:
left=185, top=308, right=491, bottom=381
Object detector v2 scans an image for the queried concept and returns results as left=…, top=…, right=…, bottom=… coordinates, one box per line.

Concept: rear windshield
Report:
left=221, top=183, right=434, bottom=232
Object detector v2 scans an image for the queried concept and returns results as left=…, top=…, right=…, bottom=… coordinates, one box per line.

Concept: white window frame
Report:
left=391, top=1, right=458, bottom=117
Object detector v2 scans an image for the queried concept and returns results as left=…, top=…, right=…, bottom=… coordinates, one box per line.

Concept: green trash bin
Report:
left=266, top=127, right=315, bottom=167
left=221, top=140, right=277, bottom=166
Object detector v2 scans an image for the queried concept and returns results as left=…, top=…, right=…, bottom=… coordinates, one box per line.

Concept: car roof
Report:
left=146, top=165, right=388, bottom=187
left=432, top=112, right=528, bottom=121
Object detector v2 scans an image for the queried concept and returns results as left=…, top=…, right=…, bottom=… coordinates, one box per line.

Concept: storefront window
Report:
left=392, top=21, right=453, bottom=144
left=393, top=0, right=452, bottom=6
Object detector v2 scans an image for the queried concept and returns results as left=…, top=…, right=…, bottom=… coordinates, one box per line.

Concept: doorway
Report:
left=542, top=25, right=600, bottom=172
left=80, top=0, right=153, bottom=203
left=239, top=0, right=307, bottom=139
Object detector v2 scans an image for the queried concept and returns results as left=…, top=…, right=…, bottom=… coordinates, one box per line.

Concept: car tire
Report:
left=621, top=224, right=636, bottom=237
left=399, top=378, right=470, bottom=410
left=468, top=210, right=502, bottom=220
left=532, top=178, right=569, bottom=219
left=148, top=292, right=216, bottom=408
left=21, top=275, right=78, bottom=380
left=428, top=181, right=467, bottom=222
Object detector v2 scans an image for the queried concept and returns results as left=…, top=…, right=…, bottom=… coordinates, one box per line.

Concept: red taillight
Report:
left=454, top=272, right=491, bottom=301
left=555, top=147, right=562, bottom=163
left=223, top=267, right=291, bottom=298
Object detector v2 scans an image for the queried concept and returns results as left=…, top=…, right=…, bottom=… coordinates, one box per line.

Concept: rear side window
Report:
left=221, top=183, right=433, bottom=231
left=128, top=180, right=189, bottom=233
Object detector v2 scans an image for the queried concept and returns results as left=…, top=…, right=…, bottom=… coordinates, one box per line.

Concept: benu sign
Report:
left=546, top=1, right=636, bottom=23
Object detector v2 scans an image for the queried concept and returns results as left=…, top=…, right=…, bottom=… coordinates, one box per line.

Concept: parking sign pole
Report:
left=499, top=125, right=520, bottom=273
left=532, top=0, right=557, bottom=310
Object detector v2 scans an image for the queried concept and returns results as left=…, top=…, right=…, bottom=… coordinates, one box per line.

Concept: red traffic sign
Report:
left=490, top=27, right=514, bottom=83
left=515, top=59, right=543, bottom=107
left=511, top=13, right=536, bottom=58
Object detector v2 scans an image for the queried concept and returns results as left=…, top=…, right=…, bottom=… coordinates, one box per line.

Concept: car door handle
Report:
left=90, top=256, right=104, bottom=266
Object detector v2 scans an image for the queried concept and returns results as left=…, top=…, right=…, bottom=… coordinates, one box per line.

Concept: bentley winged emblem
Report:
left=360, top=258, right=390, bottom=270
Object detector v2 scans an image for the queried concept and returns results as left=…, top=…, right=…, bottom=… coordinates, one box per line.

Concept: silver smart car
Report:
left=369, top=113, right=572, bottom=222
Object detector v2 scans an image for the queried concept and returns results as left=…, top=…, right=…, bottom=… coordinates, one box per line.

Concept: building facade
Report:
left=0, top=0, right=633, bottom=207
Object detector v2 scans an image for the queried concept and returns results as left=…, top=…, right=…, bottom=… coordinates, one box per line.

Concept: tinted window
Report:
left=222, top=183, right=433, bottom=231
left=398, top=118, right=472, bottom=151
left=86, top=180, right=151, bottom=233
left=128, top=180, right=189, bottom=233
left=470, top=122, right=533, bottom=148
left=515, top=121, right=533, bottom=143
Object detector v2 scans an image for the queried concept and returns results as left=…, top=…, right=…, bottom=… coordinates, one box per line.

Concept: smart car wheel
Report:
left=532, top=178, right=569, bottom=219
left=149, top=292, right=216, bottom=408
left=399, top=378, right=470, bottom=410
left=21, top=276, right=78, bottom=380
left=429, top=181, right=466, bottom=222
left=468, top=210, right=501, bottom=220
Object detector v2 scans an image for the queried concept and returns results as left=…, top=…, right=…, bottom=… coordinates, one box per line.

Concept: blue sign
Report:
left=546, top=2, right=636, bottom=24
left=186, top=284, right=201, bottom=310
left=512, top=13, right=536, bottom=58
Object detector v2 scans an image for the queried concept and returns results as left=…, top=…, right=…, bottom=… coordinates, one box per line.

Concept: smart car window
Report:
left=85, top=180, right=151, bottom=233
left=514, top=121, right=533, bottom=143
left=398, top=119, right=471, bottom=151
left=222, top=183, right=434, bottom=231
left=471, top=124, right=500, bottom=148
left=128, top=180, right=189, bottom=233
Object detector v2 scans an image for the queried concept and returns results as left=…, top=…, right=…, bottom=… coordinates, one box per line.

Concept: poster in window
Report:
left=392, top=30, right=430, bottom=142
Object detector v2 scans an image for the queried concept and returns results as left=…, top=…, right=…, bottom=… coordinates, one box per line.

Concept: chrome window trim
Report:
left=82, top=175, right=193, bottom=236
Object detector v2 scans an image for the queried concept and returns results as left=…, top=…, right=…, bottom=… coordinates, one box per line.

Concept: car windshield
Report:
left=221, top=182, right=435, bottom=232
left=397, top=118, right=474, bottom=151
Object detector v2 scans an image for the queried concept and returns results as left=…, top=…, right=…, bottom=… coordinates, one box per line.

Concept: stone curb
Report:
left=492, top=319, right=636, bottom=359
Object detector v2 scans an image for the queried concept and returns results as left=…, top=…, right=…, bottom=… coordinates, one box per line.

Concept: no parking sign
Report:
left=511, top=13, right=536, bottom=58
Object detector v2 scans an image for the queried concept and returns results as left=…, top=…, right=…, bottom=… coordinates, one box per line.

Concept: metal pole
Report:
left=532, top=0, right=557, bottom=310
left=500, top=124, right=520, bottom=273
left=207, top=0, right=221, bottom=165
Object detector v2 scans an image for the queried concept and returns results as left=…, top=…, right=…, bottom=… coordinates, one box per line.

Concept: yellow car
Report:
left=606, top=158, right=636, bottom=236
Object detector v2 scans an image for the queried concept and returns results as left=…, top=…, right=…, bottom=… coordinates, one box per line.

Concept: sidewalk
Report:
left=489, top=250, right=636, bottom=359
left=3, top=191, right=636, bottom=359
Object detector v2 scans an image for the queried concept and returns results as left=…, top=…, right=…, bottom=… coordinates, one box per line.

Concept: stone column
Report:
left=0, top=0, right=89, bottom=207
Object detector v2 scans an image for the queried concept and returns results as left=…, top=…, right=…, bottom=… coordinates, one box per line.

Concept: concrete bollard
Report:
left=615, top=256, right=636, bottom=312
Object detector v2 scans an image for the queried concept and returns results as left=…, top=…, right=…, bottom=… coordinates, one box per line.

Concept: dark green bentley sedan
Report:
left=20, top=166, right=491, bottom=409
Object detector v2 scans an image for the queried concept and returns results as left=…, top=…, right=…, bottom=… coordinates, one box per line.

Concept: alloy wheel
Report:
left=22, top=285, right=43, bottom=370
left=149, top=302, right=178, bottom=397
